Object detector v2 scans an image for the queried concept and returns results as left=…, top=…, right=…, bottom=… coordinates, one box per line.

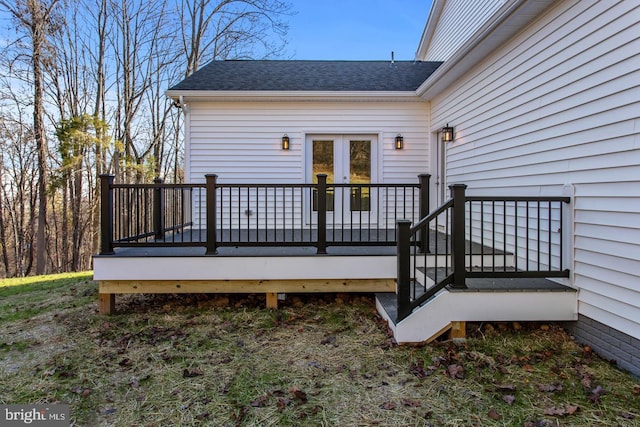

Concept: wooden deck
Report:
left=94, top=227, right=526, bottom=317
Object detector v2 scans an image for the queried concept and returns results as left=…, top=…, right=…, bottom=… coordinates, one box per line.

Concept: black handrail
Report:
left=396, top=184, right=571, bottom=322
left=99, top=174, right=430, bottom=255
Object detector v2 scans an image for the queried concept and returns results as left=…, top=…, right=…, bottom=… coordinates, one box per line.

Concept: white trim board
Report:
left=94, top=255, right=397, bottom=281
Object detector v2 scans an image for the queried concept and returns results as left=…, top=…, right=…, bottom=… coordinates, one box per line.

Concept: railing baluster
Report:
left=396, top=219, right=412, bottom=321
left=153, top=178, right=164, bottom=240
left=99, top=174, right=115, bottom=255
left=205, top=174, right=218, bottom=255
left=316, top=174, right=327, bottom=254
left=450, top=184, right=467, bottom=289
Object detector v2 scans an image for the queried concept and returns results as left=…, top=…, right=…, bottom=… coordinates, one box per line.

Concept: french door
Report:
left=306, top=134, right=377, bottom=225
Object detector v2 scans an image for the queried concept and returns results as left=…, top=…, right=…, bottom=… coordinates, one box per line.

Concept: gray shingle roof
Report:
left=169, top=60, right=442, bottom=92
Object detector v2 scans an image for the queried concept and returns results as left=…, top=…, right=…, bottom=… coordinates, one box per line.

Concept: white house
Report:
left=415, top=0, right=640, bottom=376
left=93, top=0, right=640, bottom=376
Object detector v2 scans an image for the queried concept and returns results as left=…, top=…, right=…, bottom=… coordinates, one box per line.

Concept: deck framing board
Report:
left=99, top=278, right=396, bottom=294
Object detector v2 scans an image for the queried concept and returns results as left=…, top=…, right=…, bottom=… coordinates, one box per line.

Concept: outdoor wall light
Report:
left=395, top=134, right=404, bottom=150
left=282, top=134, right=290, bottom=150
left=442, top=124, right=454, bottom=142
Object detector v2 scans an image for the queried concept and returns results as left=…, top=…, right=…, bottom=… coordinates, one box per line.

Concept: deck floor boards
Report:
left=106, top=228, right=505, bottom=258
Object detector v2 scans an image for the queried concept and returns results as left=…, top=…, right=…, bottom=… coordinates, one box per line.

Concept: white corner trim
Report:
left=415, top=0, right=447, bottom=60
left=416, top=0, right=554, bottom=99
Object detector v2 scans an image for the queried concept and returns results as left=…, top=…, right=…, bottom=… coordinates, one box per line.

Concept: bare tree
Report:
left=0, top=90, right=38, bottom=277
left=0, top=0, right=292, bottom=276
left=0, top=0, right=62, bottom=274
left=178, top=0, right=290, bottom=77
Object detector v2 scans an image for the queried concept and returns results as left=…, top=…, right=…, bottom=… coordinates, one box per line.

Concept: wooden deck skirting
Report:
left=98, top=278, right=396, bottom=314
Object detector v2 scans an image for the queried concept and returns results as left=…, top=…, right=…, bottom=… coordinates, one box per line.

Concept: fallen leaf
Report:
left=565, top=404, right=580, bottom=415
left=250, top=395, right=268, bottom=407
left=276, top=398, right=291, bottom=412
left=487, top=409, right=501, bottom=420
left=81, top=389, right=92, bottom=396
left=537, top=383, right=563, bottom=392
left=320, top=335, right=336, bottom=345
left=289, top=386, right=308, bottom=403
left=544, top=406, right=566, bottom=416
left=633, top=385, right=640, bottom=395
left=447, top=364, right=465, bottom=379
left=409, top=360, right=432, bottom=378
left=502, top=395, right=515, bottom=405
left=379, top=401, right=396, bottom=410
left=588, top=385, right=604, bottom=403
left=183, top=368, right=203, bottom=378
left=522, top=364, right=534, bottom=372
left=579, top=368, right=593, bottom=388
left=401, top=398, right=421, bottom=407
left=496, top=383, right=516, bottom=392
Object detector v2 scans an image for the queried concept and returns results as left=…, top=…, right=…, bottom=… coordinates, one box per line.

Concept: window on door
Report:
left=307, top=135, right=376, bottom=216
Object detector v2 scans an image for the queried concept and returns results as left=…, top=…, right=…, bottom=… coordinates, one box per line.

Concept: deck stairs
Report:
left=376, top=234, right=577, bottom=343
left=376, top=249, right=577, bottom=343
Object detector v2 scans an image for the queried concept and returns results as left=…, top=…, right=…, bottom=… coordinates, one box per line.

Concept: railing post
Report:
left=205, top=174, right=218, bottom=255
left=153, top=177, right=165, bottom=240
left=396, top=219, right=412, bottom=321
left=418, top=174, right=431, bottom=253
left=316, top=174, right=327, bottom=254
left=100, top=174, right=115, bottom=255
left=450, top=184, right=468, bottom=289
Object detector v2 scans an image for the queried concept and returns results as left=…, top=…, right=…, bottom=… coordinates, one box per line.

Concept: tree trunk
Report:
left=32, top=7, right=49, bottom=275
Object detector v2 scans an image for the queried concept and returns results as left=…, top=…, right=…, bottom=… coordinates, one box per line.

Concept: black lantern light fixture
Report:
left=282, top=134, right=290, bottom=150
left=442, top=124, right=454, bottom=142
left=395, top=134, right=404, bottom=150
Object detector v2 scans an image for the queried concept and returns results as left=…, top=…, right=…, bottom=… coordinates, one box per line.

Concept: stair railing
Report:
left=397, top=184, right=571, bottom=322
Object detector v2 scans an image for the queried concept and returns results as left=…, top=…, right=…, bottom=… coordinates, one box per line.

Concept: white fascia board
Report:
left=165, top=90, right=422, bottom=103
left=416, top=0, right=554, bottom=100
left=415, top=0, right=446, bottom=60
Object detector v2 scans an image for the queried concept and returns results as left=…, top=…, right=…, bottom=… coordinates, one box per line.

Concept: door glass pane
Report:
left=312, top=140, right=334, bottom=211
left=349, top=140, right=371, bottom=211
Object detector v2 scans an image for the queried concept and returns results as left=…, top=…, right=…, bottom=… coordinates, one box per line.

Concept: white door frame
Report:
left=304, top=134, right=378, bottom=225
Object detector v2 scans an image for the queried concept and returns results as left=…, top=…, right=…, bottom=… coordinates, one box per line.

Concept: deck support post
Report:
left=99, top=292, right=115, bottom=315
left=205, top=174, right=218, bottom=255
left=418, top=174, right=431, bottom=253
left=396, top=219, right=412, bottom=321
left=266, top=292, right=278, bottom=309
left=316, top=174, right=328, bottom=254
left=99, top=174, right=115, bottom=255
left=450, top=184, right=468, bottom=289
left=153, top=178, right=165, bottom=240
left=449, top=321, right=466, bottom=340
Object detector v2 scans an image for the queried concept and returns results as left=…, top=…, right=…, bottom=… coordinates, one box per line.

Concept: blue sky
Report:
left=286, top=0, right=432, bottom=60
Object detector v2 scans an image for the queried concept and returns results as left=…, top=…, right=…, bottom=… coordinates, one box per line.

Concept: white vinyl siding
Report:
left=186, top=100, right=430, bottom=229
left=431, top=0, right=640, bottom=338
left=187, top=101, right=429, bottom=184
left=422, top=0, right=504, bottom=61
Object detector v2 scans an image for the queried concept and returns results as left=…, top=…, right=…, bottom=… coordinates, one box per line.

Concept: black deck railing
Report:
left=397, top=184, right=571, bottom=321
left=99, top=174, right=430, bottom=255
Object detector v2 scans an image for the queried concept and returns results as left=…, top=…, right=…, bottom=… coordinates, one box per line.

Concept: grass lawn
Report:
left=1, top=273, right=639, bottom=426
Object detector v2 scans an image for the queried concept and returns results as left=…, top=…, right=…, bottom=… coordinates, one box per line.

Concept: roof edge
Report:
left=415, top=0, right=446, bottom=60
left=165, top=90, right=424, bottom=102
left=416, top=0, right=554, bottom=99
